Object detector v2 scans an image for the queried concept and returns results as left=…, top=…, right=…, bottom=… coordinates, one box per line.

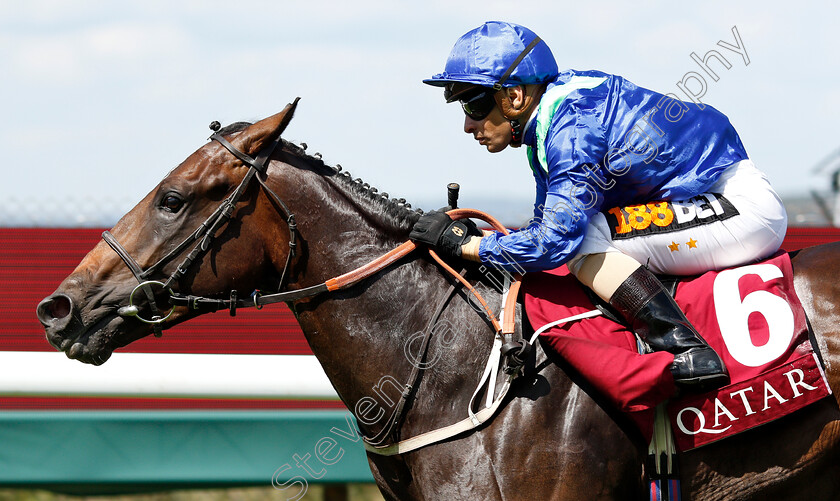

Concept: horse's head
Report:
left=37, top=101, right=300, bottom=364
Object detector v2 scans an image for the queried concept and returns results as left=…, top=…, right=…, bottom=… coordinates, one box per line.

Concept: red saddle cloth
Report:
left=523, top=252, right=832, bottom=451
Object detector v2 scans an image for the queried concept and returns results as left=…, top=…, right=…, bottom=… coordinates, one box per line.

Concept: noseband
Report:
left=102, top=122, right=297, bottom=336
left=102, top=121, right=520, bottom=358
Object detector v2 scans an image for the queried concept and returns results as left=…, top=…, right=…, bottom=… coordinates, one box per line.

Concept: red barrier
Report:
left=0, top=228, right=336, bottom=410
left=0, top=228, right=309, bottom=355
left=1, top=227, right=836, bottom=410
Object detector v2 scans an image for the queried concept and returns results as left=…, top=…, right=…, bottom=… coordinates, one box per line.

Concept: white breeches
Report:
left=568, top=159, right=788, bottom=276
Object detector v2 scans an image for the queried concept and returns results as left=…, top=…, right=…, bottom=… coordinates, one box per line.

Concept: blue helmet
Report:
left=424, top=21, right=558, bottom=97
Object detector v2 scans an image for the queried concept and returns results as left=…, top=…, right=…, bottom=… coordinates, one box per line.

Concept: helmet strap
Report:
left=492, top=36, right=543, bottom=90
left=491, top=35, right=544, bottom=121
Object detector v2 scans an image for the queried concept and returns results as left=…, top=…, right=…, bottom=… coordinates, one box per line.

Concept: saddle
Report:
left=522, top=251, right=832, bottom=450
left=520, top=251, right=833, bottom=500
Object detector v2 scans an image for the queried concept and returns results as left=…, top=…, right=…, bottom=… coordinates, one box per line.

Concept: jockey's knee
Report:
left=569, top=252, right=642, bottom=302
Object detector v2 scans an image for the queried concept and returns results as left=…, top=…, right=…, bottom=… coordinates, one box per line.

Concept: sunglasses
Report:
left=460, top=89, right=497, bottom=121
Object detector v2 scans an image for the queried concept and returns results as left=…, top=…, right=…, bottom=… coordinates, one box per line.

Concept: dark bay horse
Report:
left=37, top=101, right=840, bottom=499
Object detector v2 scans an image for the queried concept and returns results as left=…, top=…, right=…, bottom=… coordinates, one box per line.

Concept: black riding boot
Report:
left=609, top=266, right=729, bottom=392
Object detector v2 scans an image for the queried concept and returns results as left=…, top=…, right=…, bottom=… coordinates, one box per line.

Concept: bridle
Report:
left=100, top=119, right=528, bottom=452
left=102, top=121, right=298, bottom=336
left=103, top=117, right=423, bottom=338
left=102, top=119, right=521, bottom=354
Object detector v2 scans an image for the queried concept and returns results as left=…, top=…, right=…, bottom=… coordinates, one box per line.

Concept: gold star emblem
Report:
left=668, top=241, right=680, bottom=252
left=686, top=238, right=698, bottom=249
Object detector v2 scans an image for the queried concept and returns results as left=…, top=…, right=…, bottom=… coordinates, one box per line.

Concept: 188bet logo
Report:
left=605, top=193, right=739, bottom=239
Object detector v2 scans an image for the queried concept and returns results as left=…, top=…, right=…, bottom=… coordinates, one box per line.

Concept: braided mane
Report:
left=216, top=122, right=422, bottom=232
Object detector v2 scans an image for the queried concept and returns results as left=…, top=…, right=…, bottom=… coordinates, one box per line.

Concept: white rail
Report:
left=0, top=352, right=339, bottom=399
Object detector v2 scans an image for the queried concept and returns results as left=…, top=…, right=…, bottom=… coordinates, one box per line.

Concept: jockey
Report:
left=411, top=21, right=788, bottom=392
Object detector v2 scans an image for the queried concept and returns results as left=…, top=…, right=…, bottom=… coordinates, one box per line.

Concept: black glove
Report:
left=409, top=211, right=481, bottom=258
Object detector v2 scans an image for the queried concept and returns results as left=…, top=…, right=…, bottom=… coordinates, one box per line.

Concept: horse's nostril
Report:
left=37, top=294, right=73, bottom=325
left=50, top=295, right=71, bottom=319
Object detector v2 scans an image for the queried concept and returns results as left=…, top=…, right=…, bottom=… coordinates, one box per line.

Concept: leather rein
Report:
left=104, top=122, right=520, bottom=339
left=102, top=124, right=523, bottom=451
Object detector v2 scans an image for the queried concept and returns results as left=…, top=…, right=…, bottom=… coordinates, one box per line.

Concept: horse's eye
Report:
left=161, top=194, right=185, bottom=213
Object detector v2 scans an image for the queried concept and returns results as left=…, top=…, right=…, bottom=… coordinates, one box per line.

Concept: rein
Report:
left=103, top=123, right=520, bottom=340
left=165, top=209, right=519, bottom=339
left=101, top=122, right=523, bottom=454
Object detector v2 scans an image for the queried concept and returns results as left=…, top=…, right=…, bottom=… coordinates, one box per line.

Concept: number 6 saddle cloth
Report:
left=523, top=251, right=832, bottom=451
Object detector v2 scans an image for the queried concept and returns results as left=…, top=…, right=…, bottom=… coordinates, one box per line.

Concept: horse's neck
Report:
left=288, top=168, right=416, bottom=287
left=280, top=167, right=428, bottom=386
left=272, top=162, right=602, bottom=456
left=276, top=163, right=506, bottom=433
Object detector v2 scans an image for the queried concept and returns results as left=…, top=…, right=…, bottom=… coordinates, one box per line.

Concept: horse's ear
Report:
left=231, top=98, right=301, bottom=156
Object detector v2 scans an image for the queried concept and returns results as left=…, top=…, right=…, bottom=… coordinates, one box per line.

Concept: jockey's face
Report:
left=463, top=104, right=512, bottom=153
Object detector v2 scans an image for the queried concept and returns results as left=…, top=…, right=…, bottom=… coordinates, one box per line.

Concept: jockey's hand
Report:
left=409, top=211, right=481, bottom=258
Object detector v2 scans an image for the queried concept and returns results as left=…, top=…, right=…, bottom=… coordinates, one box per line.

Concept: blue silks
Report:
left=478, top=69, right=748, bottom=272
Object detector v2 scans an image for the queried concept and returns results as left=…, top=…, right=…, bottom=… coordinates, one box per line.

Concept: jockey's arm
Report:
left=461, top=230, right=493, bottom=262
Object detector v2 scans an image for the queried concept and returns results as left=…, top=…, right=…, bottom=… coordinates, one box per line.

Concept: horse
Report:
left=36, top=101, right=840, bottom=500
